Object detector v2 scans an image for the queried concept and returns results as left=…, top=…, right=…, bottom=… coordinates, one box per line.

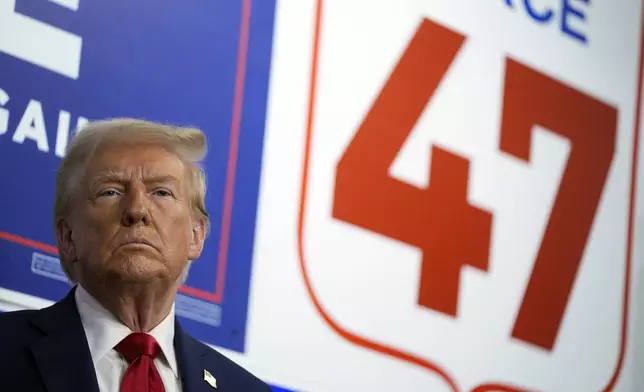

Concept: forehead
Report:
left=85, top=143, right=187, bottom=180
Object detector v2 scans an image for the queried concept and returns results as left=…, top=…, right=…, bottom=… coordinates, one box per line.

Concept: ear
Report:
left=188, top=218, right=206, bottom=260
left=55, top=217, right=77, bottom=277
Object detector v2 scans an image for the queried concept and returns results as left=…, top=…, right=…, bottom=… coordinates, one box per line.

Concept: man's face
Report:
left=59, top=143, right=205, bottom=288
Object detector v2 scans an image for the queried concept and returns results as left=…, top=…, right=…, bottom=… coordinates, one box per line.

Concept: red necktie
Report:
left=115, top=332, right=166, bottom=392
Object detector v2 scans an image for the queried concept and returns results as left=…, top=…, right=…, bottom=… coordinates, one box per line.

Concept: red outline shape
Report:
left=0, top=0, right=253, bottom=305
left=471, top=385, right=532, bottom=392
left=297, top=1, right=644, bottom=391
left=598, top=6, right=644, bottom=389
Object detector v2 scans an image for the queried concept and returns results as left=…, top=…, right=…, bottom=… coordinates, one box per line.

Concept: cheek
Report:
left=74, top=226, right=101, bottom=255
left=74, top=214, right=113, bottom=255
left=90, top=202, right=121, bottom=223
left=164, top=217, right=194, bottom=254
left=169, top=218, right=193, bottom=247
left=159, top=203, right=191, bottom=235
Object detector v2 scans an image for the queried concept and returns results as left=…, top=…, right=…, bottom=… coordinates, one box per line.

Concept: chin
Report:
left=110, top=255, right=171, bottom=283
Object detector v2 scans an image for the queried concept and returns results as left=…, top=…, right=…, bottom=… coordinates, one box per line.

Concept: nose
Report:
left=121, top=187, right=151, bottom=227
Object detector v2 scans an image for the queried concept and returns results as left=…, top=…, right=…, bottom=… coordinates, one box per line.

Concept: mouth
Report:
left=120, top=238, right=156, bottom=249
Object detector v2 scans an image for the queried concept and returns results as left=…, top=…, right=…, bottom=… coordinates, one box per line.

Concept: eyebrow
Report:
left=88, top=171, right=180, bottom=189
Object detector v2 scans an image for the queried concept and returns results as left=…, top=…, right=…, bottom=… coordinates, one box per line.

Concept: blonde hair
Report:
left=54, top=118, right=210, bottom=278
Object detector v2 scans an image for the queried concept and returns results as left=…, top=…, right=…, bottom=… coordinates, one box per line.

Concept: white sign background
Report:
left=239, top=0, right=644, bottom=391
left=301, top=0, right=640, bottom=391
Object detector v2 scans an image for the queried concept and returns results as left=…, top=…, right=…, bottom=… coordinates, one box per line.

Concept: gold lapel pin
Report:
left=204, top=369, right=217, bottom=389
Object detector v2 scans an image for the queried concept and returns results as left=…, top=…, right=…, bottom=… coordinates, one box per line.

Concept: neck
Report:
left=81, top=280, right=177, bottom=332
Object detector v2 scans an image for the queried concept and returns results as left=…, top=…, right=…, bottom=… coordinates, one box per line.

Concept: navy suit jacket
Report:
left=0, top=287, right=272, bottom=392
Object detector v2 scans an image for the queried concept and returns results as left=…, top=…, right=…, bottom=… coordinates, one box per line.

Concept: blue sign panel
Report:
left=0, top=0, right=276, bottom=353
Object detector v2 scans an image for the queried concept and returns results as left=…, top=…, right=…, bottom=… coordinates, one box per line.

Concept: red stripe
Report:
left=0, top=232, right=58, bottom=255
left=179, top=0, right=253, bottom=303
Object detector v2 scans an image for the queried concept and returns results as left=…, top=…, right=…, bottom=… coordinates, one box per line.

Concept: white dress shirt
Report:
left=74, top=284, right=183, bottom=392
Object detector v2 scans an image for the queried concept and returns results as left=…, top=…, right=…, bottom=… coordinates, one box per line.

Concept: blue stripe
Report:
left=270, top=386, right=295, bottom=392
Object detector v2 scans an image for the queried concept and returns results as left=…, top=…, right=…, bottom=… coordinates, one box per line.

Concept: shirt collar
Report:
left=74, top=284, right=180, bottom=379
left=148, top=298, right=179, bottom=378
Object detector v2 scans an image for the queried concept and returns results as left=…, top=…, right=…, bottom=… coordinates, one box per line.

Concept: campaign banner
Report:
left=0, top=0, right=276, bottom=354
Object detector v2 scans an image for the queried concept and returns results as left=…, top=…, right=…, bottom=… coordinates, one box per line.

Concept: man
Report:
left=0, top=119, right=271, bottom=392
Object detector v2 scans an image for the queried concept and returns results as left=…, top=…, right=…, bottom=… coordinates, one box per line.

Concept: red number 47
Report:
left=332, top=18, right=617, bottom=351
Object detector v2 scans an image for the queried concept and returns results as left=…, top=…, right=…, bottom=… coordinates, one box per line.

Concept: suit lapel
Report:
left=174, top=320, right=215, bottom=392
left=28, top=287, right=100, bottom=392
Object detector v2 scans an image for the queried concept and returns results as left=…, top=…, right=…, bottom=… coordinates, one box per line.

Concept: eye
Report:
left=152, top=188, right=173, bottom=197
left=97, top=189, right=121, bottom=197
